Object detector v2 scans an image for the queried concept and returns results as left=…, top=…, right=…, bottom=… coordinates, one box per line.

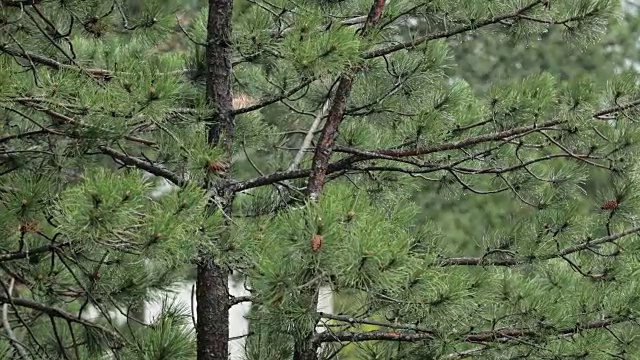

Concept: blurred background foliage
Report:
left=418, top=0, right=640, bottom=254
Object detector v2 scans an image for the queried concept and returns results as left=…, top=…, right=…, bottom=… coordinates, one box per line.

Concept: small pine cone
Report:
left=311, top=234, right=323, bottom=252
left=600, top=199, right=618, bottom=211
left=19, top=221, right=40, bottom=234
left=207, top=161, right=228, bottom=174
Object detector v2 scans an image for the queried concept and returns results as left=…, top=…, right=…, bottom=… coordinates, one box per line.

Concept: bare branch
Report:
left=315, top=329, right=435, bottom=343
left=2, top=278, right=29, bottom=359
left=97, top=146, right=186, bottom=187
left=231, top=79, right=315, bottom=115
left=0, top=294, right=123, bottom=344
left=374, top=120, right=562, bottom=158
left=228, top=295, right=254, bottom=307
left=288, top=98, right=332, bottom=171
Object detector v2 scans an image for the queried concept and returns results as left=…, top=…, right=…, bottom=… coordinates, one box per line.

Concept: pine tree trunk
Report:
left=293, top=324, right=318, bottom=360
left=196, top=262, right=229, bottom=359
left=197, top=0, right=234, bottom=359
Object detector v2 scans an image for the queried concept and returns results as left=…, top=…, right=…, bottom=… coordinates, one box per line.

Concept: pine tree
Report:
left=3, top=1, right=640, bottom=360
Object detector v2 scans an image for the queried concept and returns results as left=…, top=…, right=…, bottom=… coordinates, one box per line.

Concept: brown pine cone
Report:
left=600, top=199, right=618, bottom=211
left=311, top=234, right=323, bottom=252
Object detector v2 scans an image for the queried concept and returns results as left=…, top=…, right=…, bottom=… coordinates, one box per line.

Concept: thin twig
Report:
left=2, top=278, right=29, bottom=359
left=288, top=98, right=332, bottom=171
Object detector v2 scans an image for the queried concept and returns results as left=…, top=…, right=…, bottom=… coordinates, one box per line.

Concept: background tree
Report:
left=0, top=1, right=210, bottom=358
left=405, top=0, right=640, bottom=254
left=3, top=1, right=640, bottom=360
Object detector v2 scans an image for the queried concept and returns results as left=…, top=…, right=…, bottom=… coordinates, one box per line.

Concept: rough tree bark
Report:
left=197, top=0, right=234, bottom=359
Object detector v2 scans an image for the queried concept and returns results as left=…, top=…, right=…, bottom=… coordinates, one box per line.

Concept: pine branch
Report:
left=0, top=47, right=113, bottom=81
left=555, top=225, right=640, bottom=257
left=13, top=99, right=156, bottom=146
left=0, top=129, right=62, bottom=144
left=593, top=98, right=640, bottom=119
left=0, top=49, right=188, bottom=84
left=440, top=225, right=640, bottom=266
left=226, top=120, right=561, bottom=193
left=352, top=152, right=593, bottom=177
left=227, top=168, right=309, bottom=193
left=238, top=97, right=640, bottom=193
left=362, top=1, right=544, bottom=59
left=231, top=78, right=315, bottom=115
left=343, top=149, right=603, bottom=201
left=97, top=146, right=186, bottom=187
left=466, top=316, right=629, bottom=342
left=0, top=243, right=68, bottom=263
left=0, top=294, right=123, bottom=343
left=228, top=295, right=254, bottom=307
left=314, top=315, right=633, bottom=345
left=442, top=347, right=487, bottom=359
left=374, top=119, right=562, bottom=158
left=315, top=329, right=435, bottom=343
left=317, top=312, right=434, bottom=334
left=227, top=96, right=640, bottom=195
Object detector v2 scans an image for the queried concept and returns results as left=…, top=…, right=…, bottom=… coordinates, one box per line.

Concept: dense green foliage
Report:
left=2, top=0, right=640, bottom=359
left=413, top=1, right=640, bottom=254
